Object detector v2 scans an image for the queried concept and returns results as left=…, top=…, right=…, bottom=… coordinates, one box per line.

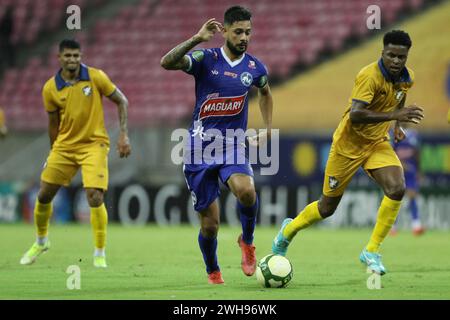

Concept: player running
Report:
left=161, top=6, right=273, bottom=284
left=272, top=30, right=424, bottom=275
left=20, top=39, right=131, bottom=268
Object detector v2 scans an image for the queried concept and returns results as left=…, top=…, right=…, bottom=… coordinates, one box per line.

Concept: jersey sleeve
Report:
left=184, top=49, right=209, bottom=77
left=253, top=60, right=269, bottom=88
left=351, top=71, right=377, bottom=105
left=42, top=82, right=58, bottom=112
left=407, top=68, right=415, bottom=89
left=96, top=69, right=116, bottom=97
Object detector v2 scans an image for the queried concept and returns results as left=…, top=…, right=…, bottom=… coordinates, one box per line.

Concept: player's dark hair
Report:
left=383, top=30, right=412, bottom=49
left=224, top=6, right=252, bottom=25
left=59, top=39, right=81, bottom=52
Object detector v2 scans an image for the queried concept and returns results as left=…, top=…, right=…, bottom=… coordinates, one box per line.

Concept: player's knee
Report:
left=201, top=224, right=219, bottom=238
left=37, top=189, right=54, bottom=204
left=86, top=190, right=104, bottom=207
left=384, top=183, right=406, bottom=201
left=236, top=187, right=256, bottom=207
left=318, top=200, right=338, bottom=218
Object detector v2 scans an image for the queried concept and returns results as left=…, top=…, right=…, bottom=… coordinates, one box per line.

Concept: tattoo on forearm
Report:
left=118, top=104, right=128, bottom=132
left=162, top=37, right=201, bottom=67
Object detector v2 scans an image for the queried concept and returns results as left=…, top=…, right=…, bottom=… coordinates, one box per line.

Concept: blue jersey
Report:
left=182, top=47, right=267, bottom=211
left=184, top=47, right=268, bottom=142
left=394, top=128, right=419, bottom=173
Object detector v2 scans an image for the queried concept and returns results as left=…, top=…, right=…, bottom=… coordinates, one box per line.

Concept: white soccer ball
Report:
left=256, top=254, right=293, bottom=288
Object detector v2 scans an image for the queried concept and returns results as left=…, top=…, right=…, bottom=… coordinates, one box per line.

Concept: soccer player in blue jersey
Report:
left=392, top=126, right=425, bottom=235
left=161, top=6, right=273, bottom=284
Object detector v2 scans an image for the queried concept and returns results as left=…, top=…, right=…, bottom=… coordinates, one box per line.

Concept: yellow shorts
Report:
left=323, top=141, right=401, bottom=197
left=41, top=142, right=110, bottom=190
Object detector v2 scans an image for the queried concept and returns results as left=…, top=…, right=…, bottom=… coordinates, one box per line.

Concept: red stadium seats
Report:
left=0, top=0, right=422, bottom=129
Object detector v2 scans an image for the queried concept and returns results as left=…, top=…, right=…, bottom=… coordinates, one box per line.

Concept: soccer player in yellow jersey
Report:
left=20, top=39, right=131, bottom=268
left=0, top=107, right=7, bottom=138
left=272, top=30, right=424, bottom=275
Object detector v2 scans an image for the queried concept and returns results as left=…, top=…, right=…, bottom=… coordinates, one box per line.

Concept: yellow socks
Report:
left=90, top=203, right=108, bottom=250
left=366, top=196, right=402, bottom=253
left=283, top=201, right=323, bottom=241
left=34, top=199, right=53, bottom=238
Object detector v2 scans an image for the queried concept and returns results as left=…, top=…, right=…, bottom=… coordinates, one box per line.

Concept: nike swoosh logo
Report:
left=364, top=254, right=376, bottom=265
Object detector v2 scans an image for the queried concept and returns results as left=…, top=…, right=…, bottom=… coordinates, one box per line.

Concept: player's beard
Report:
left=226, top=40, right=246, bottom=56
left=66, top=63, right=79, bottom=73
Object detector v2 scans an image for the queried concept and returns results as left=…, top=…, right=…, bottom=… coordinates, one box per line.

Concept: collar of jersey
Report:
left=377, top=59, right=411, bottom=84
left=220, top=47, right=246, bottom=68
left=55, top=63, right=90, bottom=91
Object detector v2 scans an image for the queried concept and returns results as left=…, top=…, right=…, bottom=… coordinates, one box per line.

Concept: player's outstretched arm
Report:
left=108, top=88, right=131, bottom=158
left=350, top=100, right=424, bottom=125
left=249, top=84, right=273, bottom=147
left=47, top=111, right=60, bottom=148
left=160, top=18, right=223, bottom=70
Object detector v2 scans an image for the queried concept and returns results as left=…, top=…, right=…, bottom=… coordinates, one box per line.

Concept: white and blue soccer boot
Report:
left=359, top=249, right=387, bottom=275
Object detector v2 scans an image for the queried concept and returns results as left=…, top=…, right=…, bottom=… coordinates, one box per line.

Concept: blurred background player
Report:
left=272, top=30, right=424, bottom=275
left=0, top=106, right=7, bottom=138
left=20, top=39, right=131, bottom=268
left=391, top=125, right=425, bottom=235
left=161, top=6, right=273, bottom=284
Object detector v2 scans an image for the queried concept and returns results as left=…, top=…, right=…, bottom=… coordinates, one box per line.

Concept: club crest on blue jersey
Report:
left=240, top=72, right=253, bottom=87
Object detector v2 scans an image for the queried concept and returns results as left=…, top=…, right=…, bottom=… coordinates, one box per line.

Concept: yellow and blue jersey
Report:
left=42, top=64, right=116, bottom=151
left=333, top=59, right=414, bottom=158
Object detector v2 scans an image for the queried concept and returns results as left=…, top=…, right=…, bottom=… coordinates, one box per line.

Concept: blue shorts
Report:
left=183, top=161, right=253, bottom=212
left=404, top=170, right=418, bottom=191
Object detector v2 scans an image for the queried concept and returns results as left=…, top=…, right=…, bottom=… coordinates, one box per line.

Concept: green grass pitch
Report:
left=0, top=223, right=449, bottom=299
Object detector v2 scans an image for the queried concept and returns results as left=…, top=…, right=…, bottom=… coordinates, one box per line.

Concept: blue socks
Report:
left=198, top=231, right=219, bottom=274
left=409, top=197, right=419, bottom=221
left=237, top=195, right=259, bottom=245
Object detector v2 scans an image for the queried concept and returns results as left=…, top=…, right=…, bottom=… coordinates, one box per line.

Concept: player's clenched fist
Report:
left=117, top=132, right=131, bottom=158
left=194, top=18, right=223, bottom=42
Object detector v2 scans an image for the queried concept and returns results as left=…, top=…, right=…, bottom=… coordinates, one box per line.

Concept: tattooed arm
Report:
left=108, top=88, right=131, bottom=158
left=160, top=18, right=222, bottom=71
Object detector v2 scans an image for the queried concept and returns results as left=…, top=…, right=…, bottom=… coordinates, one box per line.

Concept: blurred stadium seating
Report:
left=0, top=0, right=428, bottom=130
left=0, top=0, right=105, bottom=45
left=248, top=0, right=450, bottom=131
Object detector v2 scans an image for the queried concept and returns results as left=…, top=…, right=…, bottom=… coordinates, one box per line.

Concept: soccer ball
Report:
left=256, top=254, right=293, bottom=288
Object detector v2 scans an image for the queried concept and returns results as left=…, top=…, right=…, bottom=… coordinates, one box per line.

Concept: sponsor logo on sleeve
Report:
left=192, top=50, right=204, bottom=62
left=258, top=75, right=268, bottom=88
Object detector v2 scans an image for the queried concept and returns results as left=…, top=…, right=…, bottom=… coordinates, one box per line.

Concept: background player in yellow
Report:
left=20, top=39, right=131, bottom=268
left=0, top=106, right=7, bottom=138
left=272, top=30, right=424, bottom=275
